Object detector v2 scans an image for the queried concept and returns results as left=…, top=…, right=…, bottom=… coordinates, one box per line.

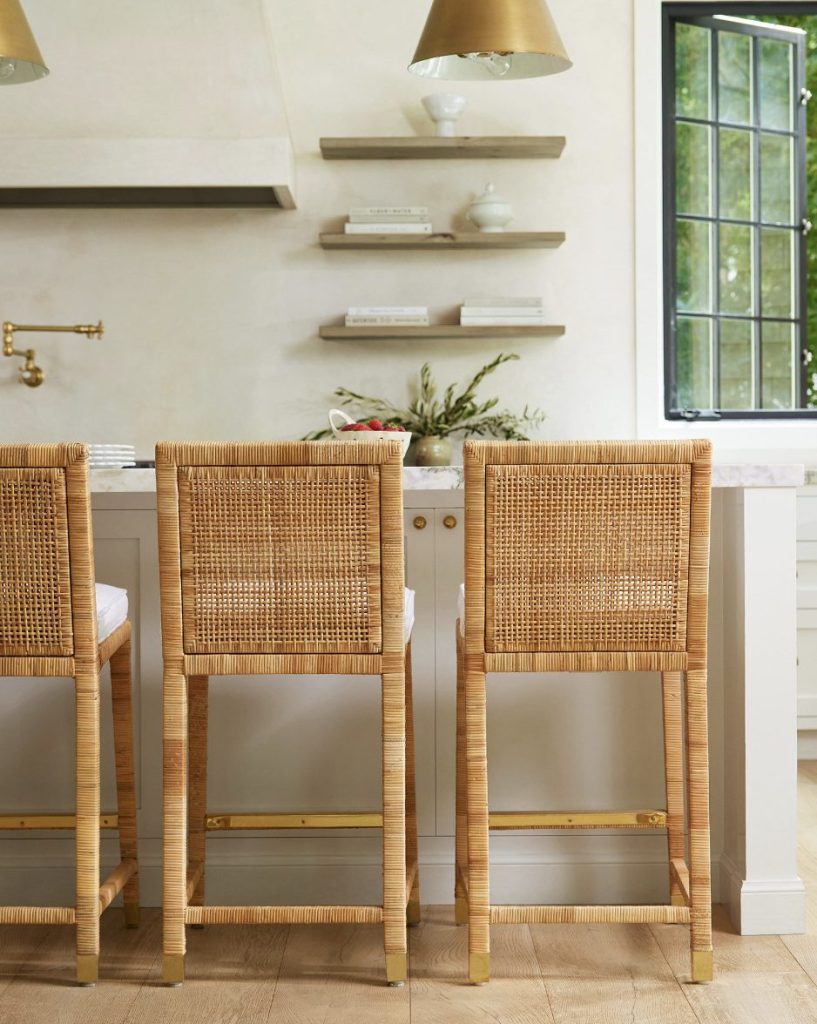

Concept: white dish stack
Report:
left=460, top=296, right=547, bottom=326
left=345, top=206, right=432, bottom=235
left=88, top=444, right=136, bottom=468
left=345, top=306, right=429, bottom=327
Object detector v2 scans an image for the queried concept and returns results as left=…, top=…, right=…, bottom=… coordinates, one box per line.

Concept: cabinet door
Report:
left=797, top=490, right=817, bottom=729
left=433, top=507, right=464, bottom=835
left=404, top=508, right=437, bottom=836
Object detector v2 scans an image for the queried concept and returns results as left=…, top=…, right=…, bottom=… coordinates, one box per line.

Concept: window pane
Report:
left=719, top=127, right=753, bottom=221
left=719, top=319, right=754, bottom=409
left=761, top=227, right=795, bottom=318
left=760, top=134, right=794, bottom=224
left=677, top=219, right=711, bottom=312
left=677, top=122, right=711, bottom=215
left=761, top=321, right=795, bottom=408
left=676, top=316, right=713, bottom=408
left=676, top=23, right=711, bottom=120
left=759, top=38, right=793, bottom=130
left=719, top=223, right=753, bottom=314
left=718, top=30, right=752, bottom=124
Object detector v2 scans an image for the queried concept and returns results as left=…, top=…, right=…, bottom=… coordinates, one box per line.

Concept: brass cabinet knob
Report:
left=413, top=516, right=427, bottom=530
left=443, top=515, right=457, bottom=529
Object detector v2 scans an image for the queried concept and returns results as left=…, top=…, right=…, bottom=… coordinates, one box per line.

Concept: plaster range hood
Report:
left=0, top=137, right=296, bottom=209
left=0, top=1, right=296, bottom=209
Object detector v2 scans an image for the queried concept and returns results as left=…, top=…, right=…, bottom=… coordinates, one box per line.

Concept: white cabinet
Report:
left=797, top=487, right=817, bottom=736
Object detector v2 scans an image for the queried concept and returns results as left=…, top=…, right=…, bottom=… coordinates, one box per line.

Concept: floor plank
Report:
left=123, top=921, right=287, bottom=1024
left=0, top=909, right=160, bottom=1024
left=267, top=922, right=409, bottom=1024
left=531, top=922, right=697, bottom=1024
left=409, top=905, right=554, bottom=1024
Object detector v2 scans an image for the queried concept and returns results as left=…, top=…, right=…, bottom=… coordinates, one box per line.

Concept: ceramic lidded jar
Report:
left=466, top=182, right=514, bottom=233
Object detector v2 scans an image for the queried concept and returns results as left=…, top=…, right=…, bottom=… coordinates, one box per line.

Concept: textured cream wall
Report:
left=0, top=0, right=634, bottom=455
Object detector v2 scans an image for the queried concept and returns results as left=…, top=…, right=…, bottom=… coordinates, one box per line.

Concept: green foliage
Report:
left=305, top=353, right=546, bottom=440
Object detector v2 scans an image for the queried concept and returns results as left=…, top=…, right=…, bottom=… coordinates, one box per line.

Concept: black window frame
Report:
left=663, top=2, right=811, bottom=420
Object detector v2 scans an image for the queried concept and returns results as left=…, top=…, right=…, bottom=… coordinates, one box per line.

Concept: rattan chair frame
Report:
left=455, top=440, right=712, bottom=985
left=155, top=441, right=418, bottom=986
left=0, top=443, right=140, bottom=985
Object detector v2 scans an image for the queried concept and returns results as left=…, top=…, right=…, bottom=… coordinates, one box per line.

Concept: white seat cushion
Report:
left=404, top=587, right=415, bottom=644
left=96, top=583, right=128, bottom=642
left=457, top=583, right=465, bottom=634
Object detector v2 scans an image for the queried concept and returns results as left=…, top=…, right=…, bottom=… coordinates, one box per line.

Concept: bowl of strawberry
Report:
left=328, top=408, right=411, bottom=457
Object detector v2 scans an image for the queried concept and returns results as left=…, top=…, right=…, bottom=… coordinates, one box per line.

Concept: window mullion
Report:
left=712, top=27, right=722, bottom=410
left=752, top=33, right=763, bottom=409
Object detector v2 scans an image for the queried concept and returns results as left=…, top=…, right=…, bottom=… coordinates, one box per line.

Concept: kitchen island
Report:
left=0, top=463, right=804, bottom=935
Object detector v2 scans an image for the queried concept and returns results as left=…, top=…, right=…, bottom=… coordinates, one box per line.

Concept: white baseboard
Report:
left=720, top=853, right=805, bottom=935
left=798, top=730, right=817, bottom=760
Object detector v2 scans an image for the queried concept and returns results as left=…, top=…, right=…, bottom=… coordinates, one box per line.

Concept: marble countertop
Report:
left=88, top=463, right=806, bottom=492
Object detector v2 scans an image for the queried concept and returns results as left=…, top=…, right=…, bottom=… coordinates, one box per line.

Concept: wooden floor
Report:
left=5, top=766, right=817, bottom=1023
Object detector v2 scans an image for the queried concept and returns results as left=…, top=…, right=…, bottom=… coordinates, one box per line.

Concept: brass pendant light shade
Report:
left=0, top=0, right=47, bottom=84
left=409, top=0, right=571, bottom=80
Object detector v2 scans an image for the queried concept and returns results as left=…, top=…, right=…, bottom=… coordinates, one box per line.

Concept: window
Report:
left=664, top=7, right=811, bottom=418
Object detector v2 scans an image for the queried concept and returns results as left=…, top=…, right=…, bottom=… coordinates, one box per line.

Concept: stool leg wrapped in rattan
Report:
left=455, top=440, right=713, bottom=985
left=0, top=443, right=140, bottom=985
left=155, top=441, right=418, bottom=986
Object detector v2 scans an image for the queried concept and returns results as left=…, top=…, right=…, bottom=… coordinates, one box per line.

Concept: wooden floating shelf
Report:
left=321, top=325, right=565, bottom=340
left=320, top=231, right=565, bottom=251
left=320, top=135, right=566, bottom=160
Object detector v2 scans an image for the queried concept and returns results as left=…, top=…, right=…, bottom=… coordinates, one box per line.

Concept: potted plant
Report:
left=306, top=353, right=545, bottom=466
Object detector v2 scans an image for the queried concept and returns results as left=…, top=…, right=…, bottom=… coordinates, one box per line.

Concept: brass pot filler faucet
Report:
left=3, top=320, right=104, bottom=387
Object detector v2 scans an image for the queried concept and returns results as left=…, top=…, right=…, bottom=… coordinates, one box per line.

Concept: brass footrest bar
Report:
left=0, top=813, right=119, bottom=830
left=490, top=904, right=690, bottom=925
left=670, top=857, right=691, bottom=906
left=99, top=859, right=138, bottom=914
left=186, top=862, right=204, bottom=902
left=205, top=812, right=383, bottom=830
left=488, top=810, right=667, bottom=830
left=185, top=905, right=384, bottom=925
left=0, top=906, right=76, bottom=925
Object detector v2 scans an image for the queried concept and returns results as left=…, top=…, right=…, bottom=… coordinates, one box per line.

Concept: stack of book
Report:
left=344, top=206, right=432, bottom=235
left=345, top=306, right=430, bottom=327
left=460, top=297, right=547, bottom=326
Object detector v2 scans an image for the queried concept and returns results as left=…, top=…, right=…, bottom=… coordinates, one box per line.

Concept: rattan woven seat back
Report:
left=0, top=444, right=140, bottom=985
left=455, top=440, right=713, bottom=984
left=155, top=441, right=418, bottom=986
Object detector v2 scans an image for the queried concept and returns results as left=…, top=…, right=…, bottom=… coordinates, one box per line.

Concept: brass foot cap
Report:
left=455, top=896, right=469, bottom=925
left=163, top=954, right=185, bottom=986
left=469, top=952, right=490, bottom=985
left=691, top=950, right=713, bottom=983
left=76, top=954, right=99, bottom=986
left=385, top=952, right=407, bottom=985
left=407, top=901, right=421, bottom=927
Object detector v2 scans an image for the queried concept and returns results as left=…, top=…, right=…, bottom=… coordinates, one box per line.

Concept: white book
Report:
left=350, top=206, right=429, bottom=218
left=461, top=315, right=549, bottom=326
left=461, top=306, right=546, bottom=318
left=347, top=306, right=428, bottom=316
left=346, top=316, right=430, bottom=326
left=462, top=296, right=545, bottom=308
left=344, top=222, right=433, bottom=234
left=349, top=213, right=431, bottom=224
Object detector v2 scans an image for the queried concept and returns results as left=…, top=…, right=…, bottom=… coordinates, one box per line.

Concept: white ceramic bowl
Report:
left=421, top=93, right=467, bottom=137
left=328, top=409, right=412, bottom=458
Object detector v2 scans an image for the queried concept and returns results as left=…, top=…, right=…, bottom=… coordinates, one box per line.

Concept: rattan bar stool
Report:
left=156, top=440, right=419, bottom=986
left=0, top=443, right=140, bottom=985
left=455, top=440, right=713, bottom=984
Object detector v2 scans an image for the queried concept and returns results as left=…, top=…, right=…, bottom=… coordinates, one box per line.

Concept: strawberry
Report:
left=384, top=423, right=402, bottom=432
left=340, top=423, right=356, bottom=432
left=368, top=419, right=384, bottom=431
left=352, top=422, right=371, bottom=431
